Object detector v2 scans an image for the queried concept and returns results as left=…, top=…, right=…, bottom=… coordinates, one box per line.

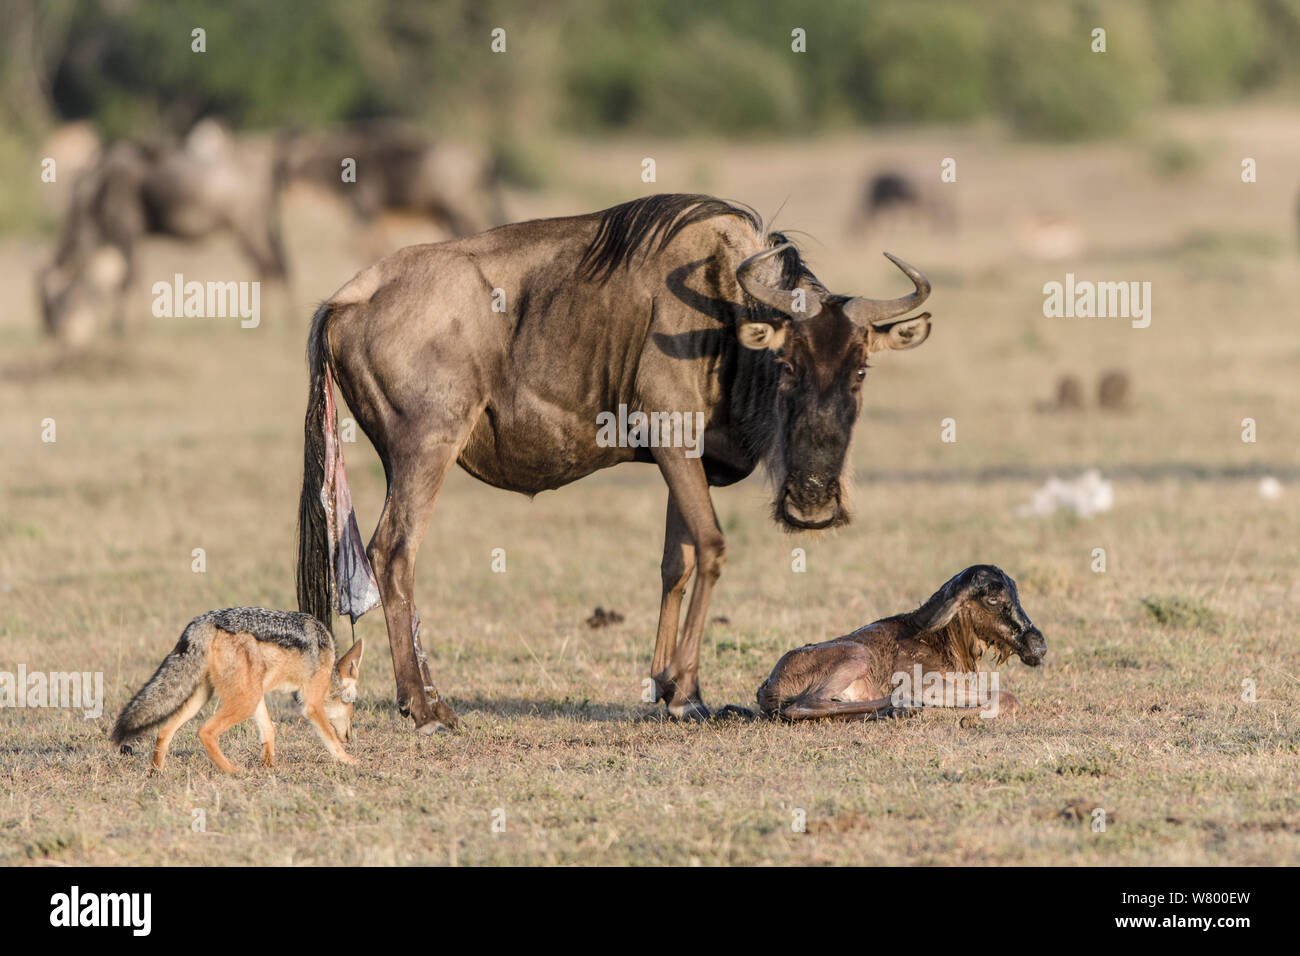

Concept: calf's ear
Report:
left=867, top=312, right=931, bottom=353
left=912, top=573, right=976, bottom=633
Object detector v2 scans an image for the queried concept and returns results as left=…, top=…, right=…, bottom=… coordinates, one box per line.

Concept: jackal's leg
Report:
left=151, top=683, right=211, bottom=771
left=368, top=438, right=470, bottom=734
left=301, top=664, right=355, bottom=763
left=304, top=703, right=356, bottom=764
left=652, top=451, right=724, bottom=720
left=253, top=698, right=276, bottom=767
left=198, top=688, right=262, bottom=774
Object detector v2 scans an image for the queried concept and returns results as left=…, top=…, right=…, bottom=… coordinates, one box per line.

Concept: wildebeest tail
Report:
left=111, top=620, right=214, bottom=744
left=298, top=301, right=334, bottom=632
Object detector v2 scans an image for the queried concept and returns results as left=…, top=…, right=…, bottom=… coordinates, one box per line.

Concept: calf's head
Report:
left=735, top=244, right=931, bottom=530
left=916, top=565, right=1047, bottom=666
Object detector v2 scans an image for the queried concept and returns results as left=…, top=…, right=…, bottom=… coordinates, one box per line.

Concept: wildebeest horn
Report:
left=843, top=252, right=931, bottom=327
left=736, top=243, right=822, bottom=320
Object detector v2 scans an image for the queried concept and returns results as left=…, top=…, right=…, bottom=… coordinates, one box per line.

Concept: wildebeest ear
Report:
left=737, top=320, right=789, bottom=351
left=913, top=597, right=961, bottom=633
left=867, top=312, right=931, bottom=353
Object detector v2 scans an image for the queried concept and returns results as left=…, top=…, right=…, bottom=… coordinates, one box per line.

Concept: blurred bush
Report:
left=1152, top=0, right=1278, bottom=102
left=991, top=2, right=1162, bottom=139
left=3, top=0, right=1299, bottom=145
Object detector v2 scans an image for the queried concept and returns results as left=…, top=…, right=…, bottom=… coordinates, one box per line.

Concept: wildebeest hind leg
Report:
left=368, top=442, right=465, bottom=733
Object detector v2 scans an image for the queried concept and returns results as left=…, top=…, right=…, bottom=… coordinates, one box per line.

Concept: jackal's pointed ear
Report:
left=338, top=638, right=364, bottom=680
left=337, top=639, right=363, bottom=703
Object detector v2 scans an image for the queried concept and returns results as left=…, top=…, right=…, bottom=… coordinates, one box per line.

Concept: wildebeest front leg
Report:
left=109, top=240, right=136, bottom=337
left=652, top=496, right=694, bottom=703
left=652, top=451, right=723, bottom=720
left=232, top=216, right=292, bottom=331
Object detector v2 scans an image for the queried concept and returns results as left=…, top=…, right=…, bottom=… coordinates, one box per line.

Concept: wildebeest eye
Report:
left=983, top=593, right=1002, bottom=607
left=778, top=360, right=795, bottom=379
left=856, top=366, right=867, bottom=380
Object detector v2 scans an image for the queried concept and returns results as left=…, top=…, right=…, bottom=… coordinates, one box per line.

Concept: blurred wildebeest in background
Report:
left=298, top=194, right=934, bottom=731
left=37, top=119, right=289, bottom=344
left=279, top=121, right=505, bottom=249
left=851, top=168, right=955, bottom=234
left=38, top=121, right=102, bottom=217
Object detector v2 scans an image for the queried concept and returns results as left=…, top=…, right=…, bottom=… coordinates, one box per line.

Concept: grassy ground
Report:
left=1, top=106, right=1298, bottom=865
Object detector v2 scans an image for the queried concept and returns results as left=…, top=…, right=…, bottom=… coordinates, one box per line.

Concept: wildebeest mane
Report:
left=579, top=193, right=820, bottom=288
left=576, top=196, right=828, bottom=473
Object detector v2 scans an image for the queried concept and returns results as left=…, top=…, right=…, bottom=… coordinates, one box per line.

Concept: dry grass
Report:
left=1, top=106, right=1298, bottom=865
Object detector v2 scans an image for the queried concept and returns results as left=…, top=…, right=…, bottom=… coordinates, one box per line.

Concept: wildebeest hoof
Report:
left=667, top=699, right=711, bottom=721
left=416, top=701, right=461, bottom=734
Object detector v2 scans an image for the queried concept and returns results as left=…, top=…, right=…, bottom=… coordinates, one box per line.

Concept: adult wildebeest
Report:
left=38, top=121, right=289, bottom=342
left=756, top=565, right=1045, bottom=721
left=297, top=194, right=933, bottom=732
left=852, top=169, right=955, bottom=234
left=280, top=122, right=504, bottom=243
left=865, top=171, right=922, bottom=217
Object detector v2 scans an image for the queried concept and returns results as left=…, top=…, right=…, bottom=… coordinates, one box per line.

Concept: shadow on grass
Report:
left=857, top=461, right=1300, bottom=484
left=453, top=695, right=652, bottom=722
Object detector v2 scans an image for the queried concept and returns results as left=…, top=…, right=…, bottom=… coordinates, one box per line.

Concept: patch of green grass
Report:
left=1140, top=595, right=1219, bottom=631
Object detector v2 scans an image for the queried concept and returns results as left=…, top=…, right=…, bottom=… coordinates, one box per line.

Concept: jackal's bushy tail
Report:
left=110, top=620, right=215, bottom=744
left=297, top=301, right=334, bottom=632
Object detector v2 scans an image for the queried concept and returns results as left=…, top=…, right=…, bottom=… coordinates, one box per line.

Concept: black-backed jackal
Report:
left=111, top=608, right=363, bottom=772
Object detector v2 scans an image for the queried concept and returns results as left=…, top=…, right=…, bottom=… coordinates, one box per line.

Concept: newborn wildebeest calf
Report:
left=755, top=565, right=1045, bottom=721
